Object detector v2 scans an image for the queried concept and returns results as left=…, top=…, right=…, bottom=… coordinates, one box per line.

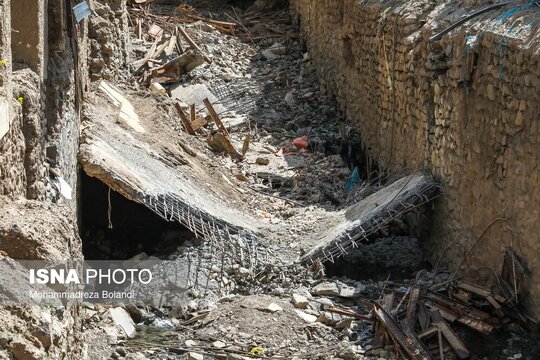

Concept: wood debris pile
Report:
left=369, top=250, right=531, bottom=359
left=127, top=1, right=296, bottom=45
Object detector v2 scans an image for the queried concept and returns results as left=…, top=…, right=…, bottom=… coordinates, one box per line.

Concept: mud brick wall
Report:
left=291, top=0, right=540, bottom=317
left=0, top=0, right=26, bottom=197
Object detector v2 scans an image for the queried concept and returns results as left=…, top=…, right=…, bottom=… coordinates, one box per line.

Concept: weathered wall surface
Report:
left=0, top=0, right=27, bottom=198
left=88, top=0, right=129, bottom=81
left=0, top=0, right=87, bottom=358
left=291, top=0, right=540, bottom=316
left=10, top=0, right=47, bottom=78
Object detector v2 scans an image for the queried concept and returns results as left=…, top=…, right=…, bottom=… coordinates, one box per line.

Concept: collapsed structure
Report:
left=290, top=0, right=540, bottom=314
left=0, top=0, right=538, bottom=359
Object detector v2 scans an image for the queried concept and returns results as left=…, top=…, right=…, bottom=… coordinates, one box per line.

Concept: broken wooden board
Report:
left=430, top=309, right=471, bottom=359
left=373, top=303, right=433, bottom=360
left=301, top=173, right=439, bottom=264
left=146, top=50, right=205, bottom=84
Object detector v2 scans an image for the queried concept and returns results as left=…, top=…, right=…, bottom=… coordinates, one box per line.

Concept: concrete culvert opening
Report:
left=79, top=171, right=196, bottom=260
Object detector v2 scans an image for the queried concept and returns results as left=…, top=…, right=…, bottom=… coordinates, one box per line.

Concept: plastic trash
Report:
left=345, top=166, right=361, bottom=191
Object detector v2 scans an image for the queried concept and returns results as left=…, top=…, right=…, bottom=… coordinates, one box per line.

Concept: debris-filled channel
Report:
left=78, top=1, right=539, bottom=360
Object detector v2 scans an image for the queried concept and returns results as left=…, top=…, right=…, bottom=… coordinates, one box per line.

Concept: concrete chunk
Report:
left=292, top=294, right=309, bottom=309
left=109, top=307, right=136, bottom=339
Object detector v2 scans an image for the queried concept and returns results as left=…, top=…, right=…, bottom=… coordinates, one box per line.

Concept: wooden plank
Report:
left=190, top=104, right=196, bottom=122
left=426, top=291, right=494, bottom=322
left=373, top=303, right=433, bottom=360
left=203, top=98, right=228, bottom=136
left=326, top=306, right=373, bottom=322
left=174, top=103, right=195, bottom=135
left=407, top=287, right=421, bottom=329
left=382, top=293, right=395, bottom=312
left=456, top=281, right=492, bottom=298
left=242, top=133, right=252, bottom=157
left=427, top=300, right=494, bottom=334
left=175, top=27, right=184, bottom=55
left=437, top=330, right=445, bottom=360
left=418, top=327, right=438, bottom=340
left=165, top=35, right=177, bottom=56
left=431, top=310, right=470, bottom=359
left=177, top=26, right=212, bottom=63
left=418, top=302, right=430, bottom=332
left=133, top=36, right=161, bottom=71
left=152, top=39, right=170, bottom=59
left=401, top=320, right=434, bottom=359
left=191, top=116, right=207, bottom=132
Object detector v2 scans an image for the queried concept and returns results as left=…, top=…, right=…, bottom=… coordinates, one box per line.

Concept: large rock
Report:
left=109, top=308, right=136, bottom=338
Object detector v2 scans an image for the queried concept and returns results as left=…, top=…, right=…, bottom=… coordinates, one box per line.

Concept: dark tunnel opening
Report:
left=79, top=171, right=196, bottom=260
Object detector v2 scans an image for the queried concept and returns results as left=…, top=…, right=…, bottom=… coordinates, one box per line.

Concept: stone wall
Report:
left=88, top=0, right=129, bottom=81
left=0, top=0, right=87, bottom=357
left=290, top=0, right=540, bottom=317
left=0, top=0, right=26, bottom=198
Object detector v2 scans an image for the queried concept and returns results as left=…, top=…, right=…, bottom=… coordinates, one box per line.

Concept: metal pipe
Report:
left=430, top=1, right=519, bottom=42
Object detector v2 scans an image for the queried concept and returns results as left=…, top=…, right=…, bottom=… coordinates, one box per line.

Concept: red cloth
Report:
left=292, top=135, right=309, bottom=149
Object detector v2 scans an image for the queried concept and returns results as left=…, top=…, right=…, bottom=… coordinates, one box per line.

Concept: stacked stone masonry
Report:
left=290, top=0, right=540, bottom=317
left=88, top=0, right=130, bottom=81
left=0, top=0, right=87, bottom=358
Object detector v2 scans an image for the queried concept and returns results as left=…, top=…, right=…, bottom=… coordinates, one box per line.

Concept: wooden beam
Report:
left=203, top=98, right=228, bottom=136
left=431, top=309, right=470, bottom=359
left=177, top=26, right=212, bottom=63
left=174, top=103, right=195, bottom=135
left=373, top=303, right=433, bottom=360
left=407, top=287, right=422, bottom=329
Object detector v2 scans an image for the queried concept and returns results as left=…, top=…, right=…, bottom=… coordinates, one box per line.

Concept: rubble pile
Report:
left=76, top=1, right=538, bottom=360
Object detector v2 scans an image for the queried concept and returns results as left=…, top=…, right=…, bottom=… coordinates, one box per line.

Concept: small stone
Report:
left=256, top=157, right=270, bottom=165
left=316, top=311, right=341, bottom=326
left=116, top=347, right=127, bottom=356
left=212, top=340, right=226, bottom=348
left=284, top=92, right=295, bottom=107
left=235, top=174, right=247, bottom=181
left=185, top=340, right=197, bottom=347
left=188, top=300, right=199, bottom=312
left=238, top=332, right=252, bottom=339
left=187, top=352, right=204, bottom=360
left=311, top=282, right=340, bottom=296
left=266, top=303, right=283, bottom=313
left=294, top=309, right=317, bottom=323
left=291, top=294, right=308, bottom=309
left=262, top=49, right=279, bottom=61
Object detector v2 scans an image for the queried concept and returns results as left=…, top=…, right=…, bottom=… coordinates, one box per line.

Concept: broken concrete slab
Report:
left=79, top=90, right=266, bottom=260
left=171, top=83, right=223, bottom=112
left=316, top=311, right=341, bottom=326
left=301, top=173, right=439, bottom=264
